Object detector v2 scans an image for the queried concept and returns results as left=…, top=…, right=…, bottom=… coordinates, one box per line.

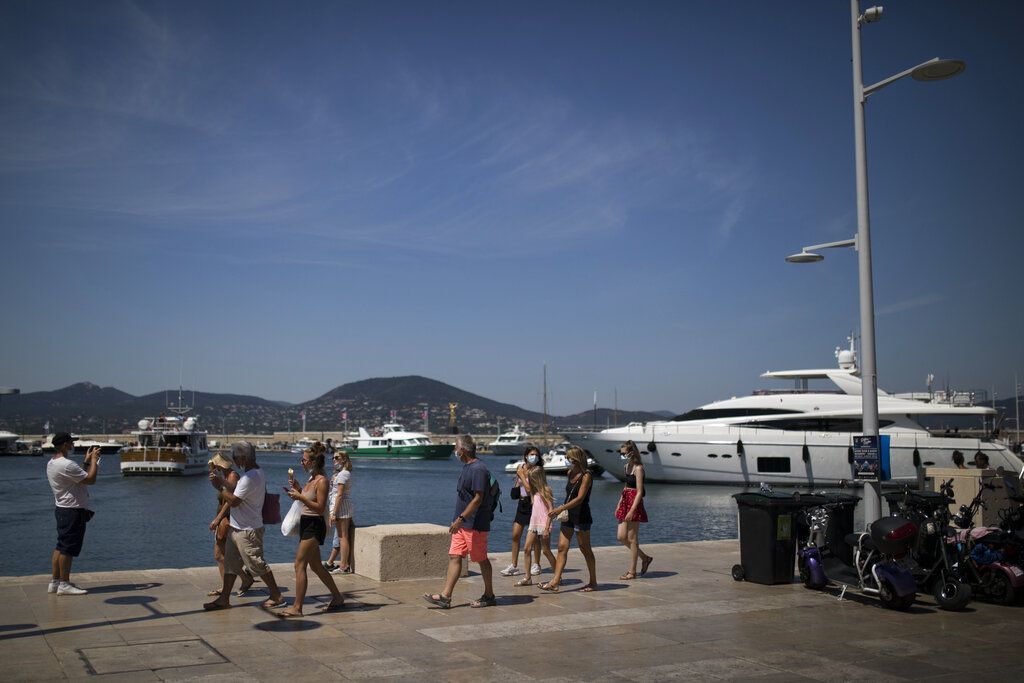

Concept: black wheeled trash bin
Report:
left=732, top=492, right=812, bottom=584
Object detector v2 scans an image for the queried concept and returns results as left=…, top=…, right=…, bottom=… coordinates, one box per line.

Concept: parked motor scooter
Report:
left=798, top=500, right=918, bottom=610
left=884, top=480, right=973, bottom=610
left=951, top=474, right=1024, bottom=605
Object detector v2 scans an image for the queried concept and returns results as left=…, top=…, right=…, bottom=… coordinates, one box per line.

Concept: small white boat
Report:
left=290, top=438, right=317, bottom=454
left=503, top=443, right=602, bottom=475
left=488, top=425, right=530, bottom=456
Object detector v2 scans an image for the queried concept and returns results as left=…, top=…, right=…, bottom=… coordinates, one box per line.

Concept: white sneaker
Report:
left=57, top=582, right=87, bottom=596
left=530, top=563, right=542, bottom=575
left=499, top=563, right=520, bottom=576
left=47, top=580, right=59, bottom=594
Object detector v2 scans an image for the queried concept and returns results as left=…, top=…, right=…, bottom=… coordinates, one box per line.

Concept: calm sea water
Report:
left=0, top=452, right=742, bottom=576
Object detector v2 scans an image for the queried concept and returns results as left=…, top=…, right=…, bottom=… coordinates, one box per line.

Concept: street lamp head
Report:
left=785, top=251, right=824, bottom=264
left=912, top=58, right=966, bottom=82
left=861, top=6, right=884, bottom=24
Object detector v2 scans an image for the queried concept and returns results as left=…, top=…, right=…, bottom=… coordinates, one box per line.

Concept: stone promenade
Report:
left=1, top=540, right=1021, bottom=681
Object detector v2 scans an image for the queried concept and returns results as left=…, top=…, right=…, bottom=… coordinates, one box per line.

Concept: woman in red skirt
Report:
left=615, top=440, right=652, bottom=580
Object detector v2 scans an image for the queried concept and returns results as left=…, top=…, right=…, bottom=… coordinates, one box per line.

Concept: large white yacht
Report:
left=488, top=425, right=531, bottom=456
left=568, top=342, right=1023, bottom=486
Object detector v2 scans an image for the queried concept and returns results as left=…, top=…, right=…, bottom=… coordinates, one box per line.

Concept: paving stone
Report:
left=1, top=540, right=1023, bottom=681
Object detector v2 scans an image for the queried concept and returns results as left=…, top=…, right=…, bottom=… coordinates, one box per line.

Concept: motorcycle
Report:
left=798, top=500, right=918, bottom=610
left=883, top=480, right=973, bottom=610
left=951, top=474, right=1024, bottom=605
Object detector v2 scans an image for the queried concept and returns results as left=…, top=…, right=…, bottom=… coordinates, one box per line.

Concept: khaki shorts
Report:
left=224, top=527, right=270, bottom=577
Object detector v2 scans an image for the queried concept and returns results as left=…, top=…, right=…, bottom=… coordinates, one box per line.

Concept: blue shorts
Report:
left=55, top=507, right=93, bottom=557
left=560, top=521, right=592, bottom=533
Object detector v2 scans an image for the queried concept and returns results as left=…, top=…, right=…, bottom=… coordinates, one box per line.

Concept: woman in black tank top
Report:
left=615, top=441, right=652, bottom=580
left=539, top=446, right=597, bottom=592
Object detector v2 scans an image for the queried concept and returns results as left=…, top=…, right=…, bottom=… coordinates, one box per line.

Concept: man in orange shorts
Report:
left=423, top=434, right=496, bottom=608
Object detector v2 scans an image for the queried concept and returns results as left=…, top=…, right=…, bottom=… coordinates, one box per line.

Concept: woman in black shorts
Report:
left=501, top=446, right=544, bottom=577
left=281, top=442, right=345, bottom=616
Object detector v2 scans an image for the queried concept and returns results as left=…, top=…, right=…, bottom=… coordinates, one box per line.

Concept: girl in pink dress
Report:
left=516, top=466, right=557, bottom=586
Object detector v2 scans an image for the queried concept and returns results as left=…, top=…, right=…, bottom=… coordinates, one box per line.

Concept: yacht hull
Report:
left=568, top=427, right=1023, bottom=487
left=119, top=447, right=209, bottom=476
left=349, top=444, right=452, bottom=459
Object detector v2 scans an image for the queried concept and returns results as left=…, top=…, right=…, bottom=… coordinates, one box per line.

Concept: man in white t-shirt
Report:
left=46, top=432, right=99, bottom=596
left=203, top=441, right=285, bottom=611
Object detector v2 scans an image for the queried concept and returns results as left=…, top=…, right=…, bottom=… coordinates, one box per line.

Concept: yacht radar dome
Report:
left=138, top=419, right=152, bottom=430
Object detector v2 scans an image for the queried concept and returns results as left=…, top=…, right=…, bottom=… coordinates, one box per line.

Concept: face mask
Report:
left=620, top=453, right=629, bottom=460
left=527, top=455, right=539, bottom=465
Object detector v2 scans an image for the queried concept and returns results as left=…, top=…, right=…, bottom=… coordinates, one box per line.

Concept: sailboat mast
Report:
left=542, top=363, right=548, bottom=435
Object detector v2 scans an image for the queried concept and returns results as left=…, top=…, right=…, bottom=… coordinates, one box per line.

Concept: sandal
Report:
left=206, top=589, right=221, bottom=597
left=261, top=598, right=287, bottom=609
left=580, top=584, right=598, bottom=592
left=514, top=578, right=533, bottom=587
left=319, top=601, right=346, bottom=613
left=202, top=600, right=230, bottom=611
left=620, top=572, right=636, bottom=581
left=277, top=610, right=304, bottom=619
left=422, top=593, right=451, bottom=609
left=538, top=582, right=560, bottom=593
left=641, top=555, right=654, bottom=576
left=470, top=594, right=497, bottom=608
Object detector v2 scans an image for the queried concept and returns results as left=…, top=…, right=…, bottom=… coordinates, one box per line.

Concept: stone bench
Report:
left=354, top=523, right=468, bottom=582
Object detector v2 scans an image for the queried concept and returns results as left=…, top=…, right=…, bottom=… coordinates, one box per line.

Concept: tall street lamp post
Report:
left=790, top=2, right=965, bottom=525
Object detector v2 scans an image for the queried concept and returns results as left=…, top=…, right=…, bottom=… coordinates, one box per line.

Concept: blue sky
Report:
left=2, top=1, right=1022, bottom=416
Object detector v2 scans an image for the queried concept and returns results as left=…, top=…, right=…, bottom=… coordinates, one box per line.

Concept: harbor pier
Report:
left=1, top=539, right=1021, bottom=681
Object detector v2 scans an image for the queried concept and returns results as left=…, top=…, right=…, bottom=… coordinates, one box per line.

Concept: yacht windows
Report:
left=745, top=418, right=894, bottom=432
left=671, top=408, right=801, bottom=422
left=757, top=457, right=791, bottom=473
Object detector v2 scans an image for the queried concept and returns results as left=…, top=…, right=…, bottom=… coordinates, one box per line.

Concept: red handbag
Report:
left=262, top=491, right=282, bottom=525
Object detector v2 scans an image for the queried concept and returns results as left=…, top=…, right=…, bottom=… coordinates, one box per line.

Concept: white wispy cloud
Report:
left=876, top=294, right=944, bottom=316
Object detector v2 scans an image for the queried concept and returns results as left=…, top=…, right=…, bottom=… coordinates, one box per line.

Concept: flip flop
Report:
left=206, top=589, right=221, bottom=596
left=277, top=610, right=304, bottom=619
left=580, top=585, right=598, bottom=592
left=235, top=581, right=255, bottom=597
left=514, top=578, right=533, bottom=587
left=538, top=583, right=560, bottom=593
left=261, top=598, right=287, bottom=609
left=620, top=572, right=636, bottom=581
left=203, top=600, right=230, bottom=611
left=319, top=601, right=346, bottom=613
left=641, top=556, right=653, bottom=576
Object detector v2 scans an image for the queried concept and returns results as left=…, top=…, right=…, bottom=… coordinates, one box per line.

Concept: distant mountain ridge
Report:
left=0, top=377, right=670, bottom=434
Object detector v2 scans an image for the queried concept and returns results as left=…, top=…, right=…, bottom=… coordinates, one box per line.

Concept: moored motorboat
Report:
left=488, top=425, right=530, bottom=456
left=119, top=395, right=210, bottom=476
left=350, top=423, right=450, bottom=459
left=503, top=442, right=603, bottom=475
left=568, top=340, right=1023, bottom=487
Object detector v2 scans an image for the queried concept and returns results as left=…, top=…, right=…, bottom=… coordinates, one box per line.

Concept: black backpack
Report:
left=488, top=474, right=502, bottom=521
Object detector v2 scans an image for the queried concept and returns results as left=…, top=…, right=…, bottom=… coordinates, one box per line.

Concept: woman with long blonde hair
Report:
left=515, top=465, right=558, bottom=586
left=541, top=446, right=597, bottom=592
left=615, top=440, right=652, bottom=579
left=324, top=450, right=354, bottom=574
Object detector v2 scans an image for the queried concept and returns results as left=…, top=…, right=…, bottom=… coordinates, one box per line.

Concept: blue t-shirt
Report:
left=454, top=458, right=491, bottom=532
